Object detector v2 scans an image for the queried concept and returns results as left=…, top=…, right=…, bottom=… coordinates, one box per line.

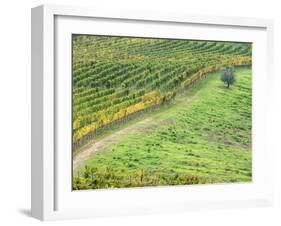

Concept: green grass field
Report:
left=73, top=67, right=252, bottom=189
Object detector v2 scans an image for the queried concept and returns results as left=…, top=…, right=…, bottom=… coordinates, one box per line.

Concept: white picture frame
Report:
left=31, top=4, right=274, bottom=221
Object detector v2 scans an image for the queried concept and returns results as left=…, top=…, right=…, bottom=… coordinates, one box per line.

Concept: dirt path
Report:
left=73, top=117, right=160, bottom=172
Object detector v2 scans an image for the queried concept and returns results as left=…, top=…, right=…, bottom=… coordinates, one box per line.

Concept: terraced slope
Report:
left=72, top=36, right=251, bottom=150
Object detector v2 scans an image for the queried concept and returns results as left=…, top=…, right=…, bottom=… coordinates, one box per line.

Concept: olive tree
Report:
left=220, top=67, right=236, bottom=88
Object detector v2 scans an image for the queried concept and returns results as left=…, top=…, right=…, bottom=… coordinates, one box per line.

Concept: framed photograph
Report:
left=31, top=4, right=274, bottom=221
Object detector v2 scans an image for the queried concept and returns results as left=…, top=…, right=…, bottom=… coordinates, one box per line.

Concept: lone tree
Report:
left=220, top=67, right=236, bottom=88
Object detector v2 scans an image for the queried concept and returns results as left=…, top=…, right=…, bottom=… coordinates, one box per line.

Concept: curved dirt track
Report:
left=73, top=117, right=157, bottom=172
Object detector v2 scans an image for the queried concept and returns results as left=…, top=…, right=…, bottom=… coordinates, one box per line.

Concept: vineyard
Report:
left=73, top=68, right=252, bottom=189
left=72, top=35, right=252, bottom=151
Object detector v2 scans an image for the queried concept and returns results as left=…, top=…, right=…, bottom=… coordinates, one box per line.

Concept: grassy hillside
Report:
left=73, top=67, right=252, bottom=190
left=72, top=36, right=252, bottom=149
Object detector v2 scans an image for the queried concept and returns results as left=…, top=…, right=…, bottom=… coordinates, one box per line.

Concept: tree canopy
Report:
left=220, top=67, right=236, bottom=88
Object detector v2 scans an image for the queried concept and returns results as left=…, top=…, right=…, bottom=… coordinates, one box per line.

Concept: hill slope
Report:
left=72, top=36, right=252, bottom=149
left=73, top=67, right=252, bottom=189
